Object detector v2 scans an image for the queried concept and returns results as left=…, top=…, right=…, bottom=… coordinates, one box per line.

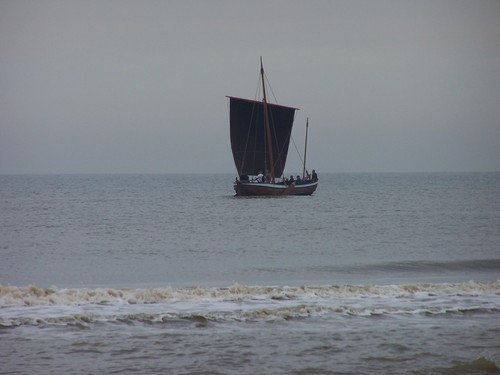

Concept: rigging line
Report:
left=246, top=102, right=260, bottom=175
left=263, top=69, right=298, bottom=177
left=290, top=135, right=305, bottom=170
left=258, top=66, right=278, bottom=105
left=264, top=70, right=302, bottom=171
left=267, top=107, right=294, bottom=179
left=264, top=73, right=279, bottom=104
left=276, top=127, right=294, bottom=179
left=254, top=70, right=262, bottom=102
left=268, top=108, right=284, bottom=174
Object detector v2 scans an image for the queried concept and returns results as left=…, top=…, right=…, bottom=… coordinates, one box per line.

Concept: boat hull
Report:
left=234, top=181, right=318, bottom=196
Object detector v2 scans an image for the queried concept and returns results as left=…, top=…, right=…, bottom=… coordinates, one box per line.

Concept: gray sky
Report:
left=1, top=0, right=499, bottom=174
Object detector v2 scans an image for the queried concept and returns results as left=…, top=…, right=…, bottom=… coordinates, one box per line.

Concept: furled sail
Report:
left=228, top=96, right=297, bottom=178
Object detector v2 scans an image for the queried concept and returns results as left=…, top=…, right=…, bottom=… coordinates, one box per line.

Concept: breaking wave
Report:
left=1, top=281, right=499, bottom=307
left=1, top=281, right=499, bottom=328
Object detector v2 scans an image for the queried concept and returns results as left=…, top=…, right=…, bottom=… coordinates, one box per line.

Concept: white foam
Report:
left=1, top=281, right=499, bottom=327
left=1, top=281, right=499, bottom=307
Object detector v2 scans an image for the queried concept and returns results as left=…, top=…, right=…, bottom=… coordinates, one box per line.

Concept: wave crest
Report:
left=1, top=281, right=499, bottom=308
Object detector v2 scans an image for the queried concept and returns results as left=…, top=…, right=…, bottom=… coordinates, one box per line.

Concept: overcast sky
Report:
left=1, top=0, right=499, bottom=174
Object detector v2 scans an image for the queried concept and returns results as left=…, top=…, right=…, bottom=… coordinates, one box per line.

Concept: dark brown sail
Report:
left=228, top=96, right=297, bottom=178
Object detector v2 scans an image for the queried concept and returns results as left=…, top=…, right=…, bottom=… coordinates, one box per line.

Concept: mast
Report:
left=303, top=118, right=309, bottom=179
left=260, top=57, right=275, bottom=183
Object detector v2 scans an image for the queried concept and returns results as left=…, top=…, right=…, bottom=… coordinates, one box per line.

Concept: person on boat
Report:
left=288, top=175, right=295, bottom=185
left=256, top=171, right=264, bottom=183
left=311, top=169, right=318, bottom=182
left=265, top=170, right=272, bottom=184
left=296, top=175, right=302, bottom=185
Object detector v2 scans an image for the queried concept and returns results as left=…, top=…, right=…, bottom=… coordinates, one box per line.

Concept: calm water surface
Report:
left=1, top=173, right=499, bottom=374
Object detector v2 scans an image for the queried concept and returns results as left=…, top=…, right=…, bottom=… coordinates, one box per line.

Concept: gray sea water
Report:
left=1, top=173, right=500, bottom=374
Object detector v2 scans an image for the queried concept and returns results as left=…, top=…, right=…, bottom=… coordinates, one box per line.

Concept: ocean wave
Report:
left=1, top=303, right=499, bottom=328
left=1, top=281, right=499, bottom=308
left=1, top=281, right=500, bottom=328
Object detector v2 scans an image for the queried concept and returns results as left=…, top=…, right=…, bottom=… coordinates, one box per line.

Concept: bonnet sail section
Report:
left=229, top=96, right=297, bottom=178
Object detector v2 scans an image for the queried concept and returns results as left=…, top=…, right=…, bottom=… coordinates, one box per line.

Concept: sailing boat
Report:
left=228, top=59, right=318, bottom=196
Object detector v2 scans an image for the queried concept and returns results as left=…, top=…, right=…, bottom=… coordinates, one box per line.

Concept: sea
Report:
left=1, top=172, right=499, bottom=375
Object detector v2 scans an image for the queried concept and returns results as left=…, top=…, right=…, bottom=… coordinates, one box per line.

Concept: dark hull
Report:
left=234, top=181, right=318, bottom=196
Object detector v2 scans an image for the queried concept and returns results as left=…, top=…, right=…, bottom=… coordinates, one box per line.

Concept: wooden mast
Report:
left=303, top=118, right=309, bottom=179
left=260, top=58, right=275, bottom=183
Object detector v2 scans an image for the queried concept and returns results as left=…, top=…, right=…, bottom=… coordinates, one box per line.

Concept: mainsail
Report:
left=228, top=96, right=297, bottom=178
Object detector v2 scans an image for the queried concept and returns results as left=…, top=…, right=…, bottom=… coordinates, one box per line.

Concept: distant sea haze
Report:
left=1, top=172, right=499, bottom=374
